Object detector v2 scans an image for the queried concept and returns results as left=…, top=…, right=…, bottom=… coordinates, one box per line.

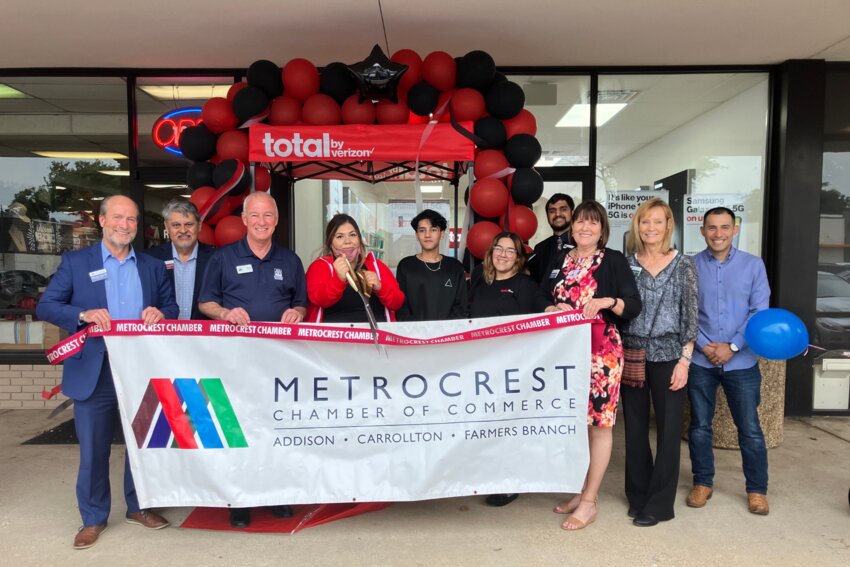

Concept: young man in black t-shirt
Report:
left=395, top=209, right=467, bottom=321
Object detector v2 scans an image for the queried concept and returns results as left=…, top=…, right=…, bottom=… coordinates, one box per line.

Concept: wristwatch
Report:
left=78, top=311, right=86, bottom=324
left=729, top=342, right=740, bottom=353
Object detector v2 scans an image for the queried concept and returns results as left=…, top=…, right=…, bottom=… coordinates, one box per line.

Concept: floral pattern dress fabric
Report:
left=552, top=248, right=623, bottom=427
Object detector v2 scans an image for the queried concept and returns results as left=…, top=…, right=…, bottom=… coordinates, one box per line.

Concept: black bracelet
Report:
left=609, top=297, right=617, bottom=309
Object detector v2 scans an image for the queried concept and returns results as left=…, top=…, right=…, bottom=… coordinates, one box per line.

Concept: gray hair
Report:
left=162, top=199, right=200, bottom=222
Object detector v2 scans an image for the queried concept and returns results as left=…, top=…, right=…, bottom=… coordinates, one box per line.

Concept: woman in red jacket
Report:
left=306, top=214, right=404, bottom=323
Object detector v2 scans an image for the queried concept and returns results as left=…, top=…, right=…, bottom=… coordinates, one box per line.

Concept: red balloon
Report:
left=198, top=223, right=215, bottom=245
left=302, top=94, right=341, bottom=125
left=282, top=58, right=320, bottom=101
left=422, top=51, right=456, bottom=91
left=469, top=178, right=509, bottom=218
left=268, top=95, right=302, bottom=125
left=254, top=166, right=271, bottom=192
left=227, top=82, right=249, bottom=104
left=215, top=215, right=247, bottom=247
left=503, top=109, right=538, bottom=138
left=216, top=130, right=249, bottom=163
left=189, top=186, right=217, bottom=211
left=391, top=49, right=422, bottom=91
left=202, top=97, right=238, bottom=133
left=466, top=221, right=502, bottom=260
left=505, top=204, right=538, bottom=241
left=474, top=150, right=510, bottom=179
left=376, top=99, right=409, bottom=124
left=451, top=88, right=486, bottom=122
left=341, top=95, right=376, bottom=124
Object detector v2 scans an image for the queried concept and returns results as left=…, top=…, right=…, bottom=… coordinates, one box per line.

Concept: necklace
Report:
left=418, top=254, right=442, bottom=272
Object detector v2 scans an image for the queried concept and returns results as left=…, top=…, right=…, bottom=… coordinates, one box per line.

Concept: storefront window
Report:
left=0, top=76, right=128, bottom=351
left=509, top=75, right=591, bottom=167
left=817, top=69, right=850, bottom=356
left=596, top=73, right=769, bottom=255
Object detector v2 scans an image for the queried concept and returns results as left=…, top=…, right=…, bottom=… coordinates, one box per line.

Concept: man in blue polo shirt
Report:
left=199, top=191, right=307, bottom=526
left=686, top=206, right=771, bottom=515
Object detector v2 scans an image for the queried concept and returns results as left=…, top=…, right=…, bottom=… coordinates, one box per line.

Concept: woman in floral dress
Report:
left=549, top=200, right=642, bottom=530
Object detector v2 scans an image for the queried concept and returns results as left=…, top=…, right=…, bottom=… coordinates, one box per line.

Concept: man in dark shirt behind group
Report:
left=528, top=193, right=575, bottom=285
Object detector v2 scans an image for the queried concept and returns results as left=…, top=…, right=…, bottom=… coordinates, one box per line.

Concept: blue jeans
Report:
left=687, top=364, right=768, bottom=494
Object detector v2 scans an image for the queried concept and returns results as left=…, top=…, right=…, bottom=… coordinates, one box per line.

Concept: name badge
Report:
left=164, top=260, right=175, bottom=270
left=236, top=264, right=254, bottom=274
left=89, top=268, right=108, bottom=282
left=274, top=268, right=283, bottom=281
left=630, top=266, right=643, bottom=278
left=548, top=268, right=560, bottom=279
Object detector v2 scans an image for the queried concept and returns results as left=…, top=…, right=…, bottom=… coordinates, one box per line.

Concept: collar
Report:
left=171, top=242, right=198, bottom=262
left=702, top=246, right=737, bottom=265
left=100, top=241, right=136, bottom=263
left=236, top=236, right=276, bottom=259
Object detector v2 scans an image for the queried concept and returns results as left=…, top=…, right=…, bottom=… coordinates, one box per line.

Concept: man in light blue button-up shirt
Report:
left=687, top=206, right=771, bottom=516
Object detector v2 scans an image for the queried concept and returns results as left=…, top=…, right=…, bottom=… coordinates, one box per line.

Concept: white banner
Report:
left=105, top=314, right=592, bottom=508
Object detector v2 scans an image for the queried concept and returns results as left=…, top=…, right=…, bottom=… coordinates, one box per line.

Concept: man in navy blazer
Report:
left=37, top=195, right=179, bottom=550
left=143, top=200, right=214, bottom=320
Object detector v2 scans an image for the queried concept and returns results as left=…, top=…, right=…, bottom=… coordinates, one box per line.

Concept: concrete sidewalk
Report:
left=1, top=410, right=848, bottom=567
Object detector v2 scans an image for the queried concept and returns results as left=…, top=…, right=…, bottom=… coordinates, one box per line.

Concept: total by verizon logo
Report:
left=261, top=132, right=374, bottom=159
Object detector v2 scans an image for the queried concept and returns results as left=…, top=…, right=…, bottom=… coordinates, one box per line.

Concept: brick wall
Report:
left=0, top=364, right=67, bottom=409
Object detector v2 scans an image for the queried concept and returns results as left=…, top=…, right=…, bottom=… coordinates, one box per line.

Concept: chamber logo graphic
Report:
left=132, top=378, right=248, bottom=449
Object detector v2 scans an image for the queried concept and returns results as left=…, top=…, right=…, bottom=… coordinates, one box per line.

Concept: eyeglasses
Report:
left=493, top=245, right=518, bottom=257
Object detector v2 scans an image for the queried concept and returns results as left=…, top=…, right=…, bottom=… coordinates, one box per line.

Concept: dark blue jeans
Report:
left=687, top=363, right=768, bottom=494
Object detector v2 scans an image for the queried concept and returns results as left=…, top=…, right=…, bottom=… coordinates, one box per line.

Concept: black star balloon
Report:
left=347, top=44, right=408, bottom=103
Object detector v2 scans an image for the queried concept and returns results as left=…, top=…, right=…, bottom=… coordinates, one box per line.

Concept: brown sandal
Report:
left=561, top=498, right=597, bottom=531
left=553, top=497, right=580, bottom=515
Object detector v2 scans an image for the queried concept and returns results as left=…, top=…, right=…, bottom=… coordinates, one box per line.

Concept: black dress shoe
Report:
left=271, top=505, right=293, bottom=518
left=485, top=493, right=519, bottom=507
left=627, top=507, right=640, bottom=519
left=229, top=508, right=250, bottom=528
left=633, top=513, right=671, bottom=527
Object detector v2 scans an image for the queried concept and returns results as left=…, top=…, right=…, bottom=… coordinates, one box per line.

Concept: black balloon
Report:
left=178, top=124, right=217, bottom=162
left=247, top=59, right=283, bottom=98
left=504, top=134, right=542, bottom=168
left=491, top=71, right=508, bottom=86
left=510, top=168, right=544, bottom=206
left=321, top=62, right=358, bottom=105
left=486, top=81, right=525, bottom=120
left=213, top=159, right=252, bottom=194
left=473, top=117, right=507, bottom=149
left=347, top=44, right=408, bottom=103
left=232, top=86, right=270, bottom=125
left=457, top=50, right=496, bottom=91
left=187, top=161, right=216, bottom=189
left=407, top=81, right=439, bottom=116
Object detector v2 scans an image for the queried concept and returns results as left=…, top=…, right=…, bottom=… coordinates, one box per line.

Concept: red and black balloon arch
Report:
left=179, top=46, right=542, bottom=257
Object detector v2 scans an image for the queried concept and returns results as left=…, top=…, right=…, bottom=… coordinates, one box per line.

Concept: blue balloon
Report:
left=745, top=308, right=809, bottom=360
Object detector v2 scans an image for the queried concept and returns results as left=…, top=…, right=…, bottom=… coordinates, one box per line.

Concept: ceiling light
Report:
left=420, top=185, right=443, bottom=194
left=34, top=151, right=128, bottom=159
left=54, top=185, right=67, bottom=190
left=91, top=197, right=104, bottom=201
left=179, top=194, right=192, bottom=198
left=145, top=184, right=187, bottom=189
left=556, top=103, right=627, bottom=127
left=0, top=84, right=29, bottom=98
left=98, top=170, right=130, bottom=176
left=140, top=85, right=231, bottom=100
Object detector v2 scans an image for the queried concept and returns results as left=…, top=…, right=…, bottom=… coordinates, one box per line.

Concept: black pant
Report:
left=621, top=359, right=686, bottom=520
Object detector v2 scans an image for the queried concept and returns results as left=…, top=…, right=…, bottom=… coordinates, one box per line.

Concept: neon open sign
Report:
left=151, top=107, right=203, bottom=156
